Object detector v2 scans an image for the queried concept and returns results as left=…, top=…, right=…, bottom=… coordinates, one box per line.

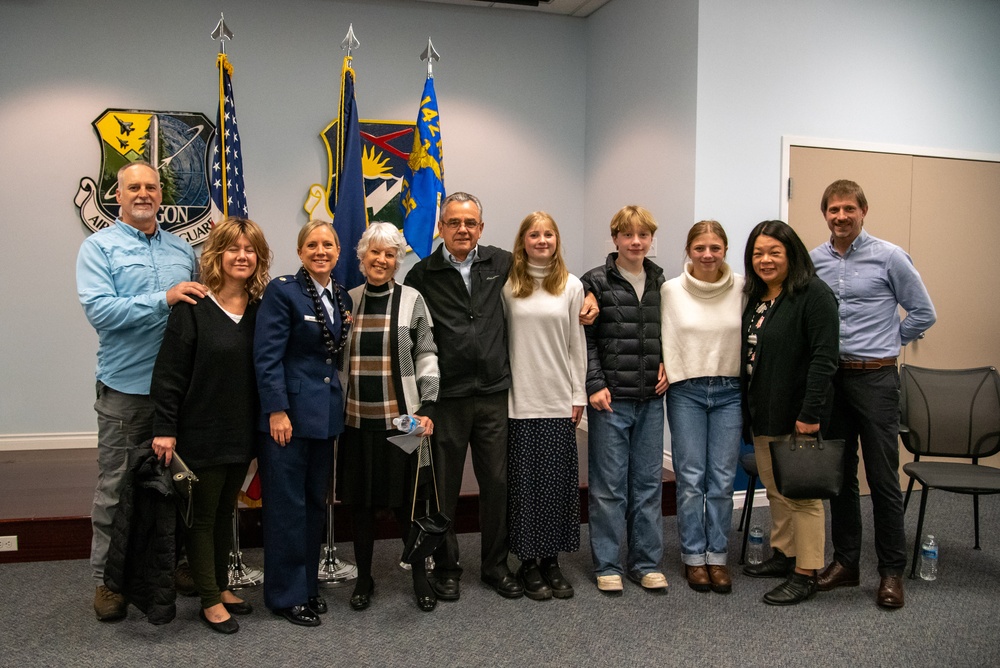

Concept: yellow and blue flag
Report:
left=331, top=58, right=368, bottom=290
left=209, top=53, right=248, bottom=221
left=400, top=75, right=444, bottom=259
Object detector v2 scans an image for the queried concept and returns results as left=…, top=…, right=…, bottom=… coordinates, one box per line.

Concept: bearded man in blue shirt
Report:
left=810, top=179, right=936, bottom=609
left=77, top=162, right=207, bottom=621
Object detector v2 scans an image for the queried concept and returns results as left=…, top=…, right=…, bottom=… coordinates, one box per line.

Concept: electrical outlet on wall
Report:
left=0, top=536, right=18, bottom=551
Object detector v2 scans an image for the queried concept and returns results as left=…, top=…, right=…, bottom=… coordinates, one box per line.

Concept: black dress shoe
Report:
left=816, top=561, right=860, bottom=592
left=222, top=599, right=254, bottom=615
left=273, top=605, right=321, bottom=627
left=763, top=572, right=817, bottom=606
left=517, top=561, right=553, bottom=601
left=430, top=575, right=460, bottom=601
left=481, top=572, right=524, bottom=599
left=743, top=548, right=795, bottom=578
left=200, top=609, right=239, bottom=634
left=307, top=595, right=328, bottom=615
left=350, top=580, right=375, bottom=611
left=416, top=594, right=437, bottom=612
left=540, top=559, right=574, bottom=599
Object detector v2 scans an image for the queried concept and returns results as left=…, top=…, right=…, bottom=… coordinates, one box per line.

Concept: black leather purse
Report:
left=168, top=452, right=198, bottom=527
left=401, top=438, right=451, bottom=564
left=768, top=433, right=845, bottom=499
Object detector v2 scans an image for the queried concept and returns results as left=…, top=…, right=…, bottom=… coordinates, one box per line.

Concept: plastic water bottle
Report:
left=747, top=526, right=765, bottom=565
left=919, top=535, right=938, bottom=581
left=392, top=414, right=418, bottom=433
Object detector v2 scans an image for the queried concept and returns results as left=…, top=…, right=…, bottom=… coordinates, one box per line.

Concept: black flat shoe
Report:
left=200, top=609, right=239, bottom=634
left=743, top=548, right=796, bottom=578
left=763, top=572, right=817, bottom=606
left=222, top=599, right=253, bottom=615
left=273, top=605, right=321, bottom=627
left=416, top=594, right=437, bottom=612
left=350, top=580, right=375, bottom=611
left=307, top=595, right=327, bottom=615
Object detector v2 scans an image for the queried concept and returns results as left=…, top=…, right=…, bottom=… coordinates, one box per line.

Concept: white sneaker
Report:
left=629, top=571, right=669, bottom=591
left=596, top=574, right=624, bottom=592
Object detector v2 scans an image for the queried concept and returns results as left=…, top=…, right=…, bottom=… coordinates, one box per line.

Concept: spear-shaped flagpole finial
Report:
left=341, top=24, right=360, bottom=60
left=211, top=13, right=234, bottom=54
left=420, top=38, right=441, bottom=78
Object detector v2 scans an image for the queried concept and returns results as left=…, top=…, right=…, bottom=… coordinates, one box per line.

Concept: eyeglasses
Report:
left=441, top=219, right=482, bottom=230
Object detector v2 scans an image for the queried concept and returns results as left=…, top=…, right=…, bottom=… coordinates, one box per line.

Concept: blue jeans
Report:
left=666, top=377, right=742, bottom=566
left=587, top=397, right=665, bottom=577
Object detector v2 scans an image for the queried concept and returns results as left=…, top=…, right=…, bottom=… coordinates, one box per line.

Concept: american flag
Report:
left=209, top=52, right=248, bottom=221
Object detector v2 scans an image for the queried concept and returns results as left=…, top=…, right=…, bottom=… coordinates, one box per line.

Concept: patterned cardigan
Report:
left=340, top=281, right=440, bottom=421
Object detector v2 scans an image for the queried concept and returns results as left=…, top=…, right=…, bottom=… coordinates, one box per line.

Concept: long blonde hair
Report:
left=200, top=217, right=272, bottom=301
left=509, top=211, right=569, bottom=298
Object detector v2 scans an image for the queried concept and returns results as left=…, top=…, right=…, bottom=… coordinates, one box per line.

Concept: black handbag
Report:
left=401, top=437, right=451, bottom=564
left=768, top=433, right=845, bottom=499
left=167, top=452, right=198, bottom=528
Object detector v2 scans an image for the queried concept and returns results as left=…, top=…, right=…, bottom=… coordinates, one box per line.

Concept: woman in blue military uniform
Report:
left=254, top=219, right=353, bottom=627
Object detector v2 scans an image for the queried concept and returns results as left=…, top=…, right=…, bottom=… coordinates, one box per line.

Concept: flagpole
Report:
left=212, top=13, right=233, bottom=218
left=318, top=24, right=362, bottom=585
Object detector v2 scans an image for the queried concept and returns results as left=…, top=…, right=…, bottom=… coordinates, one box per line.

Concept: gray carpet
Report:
left=2, top=493, right=999, bottom=667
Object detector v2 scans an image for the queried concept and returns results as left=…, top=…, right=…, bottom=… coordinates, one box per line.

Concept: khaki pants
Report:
left=753, top=435, right=825, bottom=570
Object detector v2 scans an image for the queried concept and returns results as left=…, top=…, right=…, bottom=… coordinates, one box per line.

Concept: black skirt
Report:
left=507, top=417, right=581, bottom=559
left=336, top=426, right=426, bottom=509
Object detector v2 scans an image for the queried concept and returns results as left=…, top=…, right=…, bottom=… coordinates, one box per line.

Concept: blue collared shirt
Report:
left=77, top=220, right=197, bottom=394
left=446, top=245, right=479, bottom=294
left=810, top=229, right=936, bottom=360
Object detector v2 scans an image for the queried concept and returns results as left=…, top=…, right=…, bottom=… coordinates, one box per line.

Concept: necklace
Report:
left=301, top=269, right=352, bottom=355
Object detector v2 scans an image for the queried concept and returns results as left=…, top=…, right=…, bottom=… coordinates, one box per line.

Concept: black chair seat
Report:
left=903, top=461, right=1000, bottom=494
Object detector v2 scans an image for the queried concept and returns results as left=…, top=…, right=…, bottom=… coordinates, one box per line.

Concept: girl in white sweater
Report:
left=503, top=212, right=587, bottom=601
left=660, top=220, right=744, bottom=594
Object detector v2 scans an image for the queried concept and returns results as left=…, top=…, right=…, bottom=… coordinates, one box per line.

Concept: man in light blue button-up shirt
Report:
left=76, top=162, right=205, bottom=621
left=809, top=179, right=935, bottom=610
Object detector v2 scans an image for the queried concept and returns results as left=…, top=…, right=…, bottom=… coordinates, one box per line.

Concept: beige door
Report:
left=787, top=146, right=1000, bottom=488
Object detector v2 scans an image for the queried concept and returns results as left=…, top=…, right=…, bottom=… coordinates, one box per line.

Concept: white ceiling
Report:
left=409, top=0, right=612, bottom=18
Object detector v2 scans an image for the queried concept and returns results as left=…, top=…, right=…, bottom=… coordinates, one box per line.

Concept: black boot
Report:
left=763, top=572, right=817, bottom=606
left=743, top=548, right=795, bottom=578
left=540, top=556, right=574, bottom=599
left=517, top=559, right=553, bottom=601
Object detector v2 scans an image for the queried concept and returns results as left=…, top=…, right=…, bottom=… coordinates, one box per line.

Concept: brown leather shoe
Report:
left=94, top=584, right=126, bottom=622
left=707, top=565, right=732, bottom=594
left=877, top=575, right=905, bottom=609
left=816, top=561, right=860, bottom=592
left=685, top=565, right=711, bottom=592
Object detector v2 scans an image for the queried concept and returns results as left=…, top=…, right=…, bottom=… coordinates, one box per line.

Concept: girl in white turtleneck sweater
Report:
left=502, top=212, right=587, bottom=601
left=660, top=220, right=744, bottom=595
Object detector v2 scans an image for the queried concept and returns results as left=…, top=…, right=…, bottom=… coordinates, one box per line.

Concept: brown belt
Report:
left=839, top=357, right=897, bottom=371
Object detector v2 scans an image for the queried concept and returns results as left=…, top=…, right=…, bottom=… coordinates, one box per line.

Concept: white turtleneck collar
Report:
left=527, top=262, right=550, bottom=281
left=681, top=261, right=734, bottom=299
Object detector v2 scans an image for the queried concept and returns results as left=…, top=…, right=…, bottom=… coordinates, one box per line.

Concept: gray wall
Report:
left=0, top=0, right=588, bottom=438
left=1, top=0, right=998, bottom=446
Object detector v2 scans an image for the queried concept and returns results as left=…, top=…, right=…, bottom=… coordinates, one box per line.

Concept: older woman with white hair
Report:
left=336, top=222, right=441, bottom=612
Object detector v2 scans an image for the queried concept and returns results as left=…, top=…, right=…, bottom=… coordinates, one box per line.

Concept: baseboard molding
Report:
left=0, top=476, right=678, bottom=565
left=0, top=433, right=97, bottom=452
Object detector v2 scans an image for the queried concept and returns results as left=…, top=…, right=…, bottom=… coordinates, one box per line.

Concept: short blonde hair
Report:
left=610, top=205, right=658, bottom=237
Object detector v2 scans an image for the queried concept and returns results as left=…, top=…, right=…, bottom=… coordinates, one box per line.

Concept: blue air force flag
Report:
left=400, top=75, right=445, bottom=259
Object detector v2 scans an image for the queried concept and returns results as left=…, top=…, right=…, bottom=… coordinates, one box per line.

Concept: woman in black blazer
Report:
left=740, top=220, right=838, bottom=606
left=254, top=220, right=353, bottom=627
